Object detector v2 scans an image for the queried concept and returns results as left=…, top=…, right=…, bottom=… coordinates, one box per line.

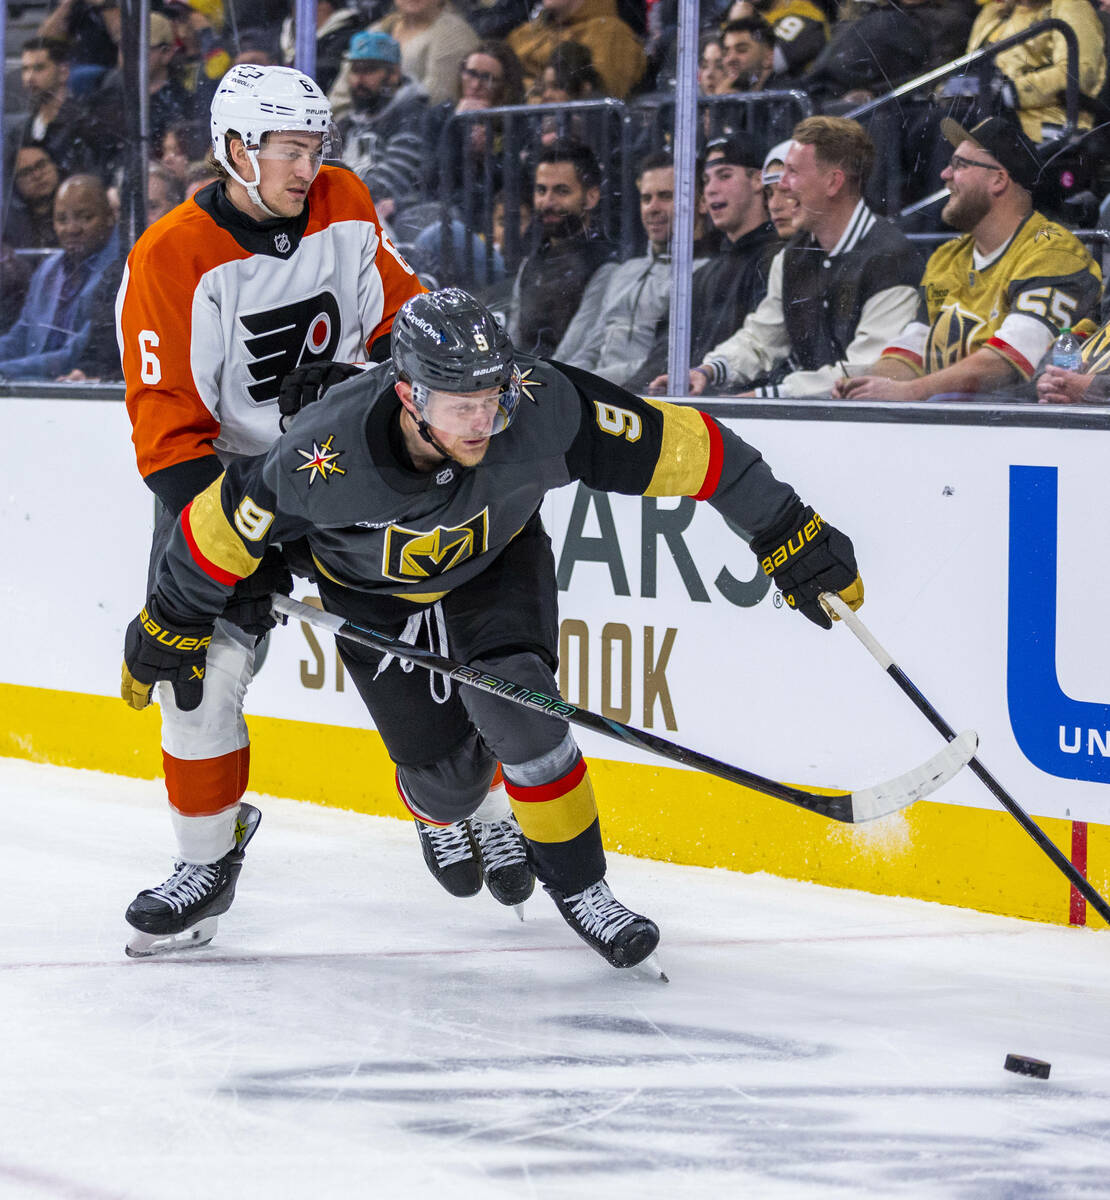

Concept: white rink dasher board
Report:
left=3, top=391, right=1109, bottom=824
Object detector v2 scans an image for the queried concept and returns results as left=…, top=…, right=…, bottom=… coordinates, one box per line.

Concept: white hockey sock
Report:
left=169, top=803, right=240, bottom=864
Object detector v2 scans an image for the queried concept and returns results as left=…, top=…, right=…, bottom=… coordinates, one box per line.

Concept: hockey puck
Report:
left=1004, top=1054, right=1051, bottom=1079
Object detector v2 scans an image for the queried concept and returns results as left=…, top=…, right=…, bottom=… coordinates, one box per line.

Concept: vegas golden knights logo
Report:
left=383, top=510, right=489, bottom=581
left=1082, top=323, right=1110, bottom=374
left=925, top=304, right=986, bottom=372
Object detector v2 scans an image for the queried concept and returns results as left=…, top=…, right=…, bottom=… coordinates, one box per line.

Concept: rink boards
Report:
left=3, top=390, right=1110, bottom=928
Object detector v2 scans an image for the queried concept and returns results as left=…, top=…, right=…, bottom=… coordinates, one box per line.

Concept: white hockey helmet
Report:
left=210, top=64, right=340, bottom=215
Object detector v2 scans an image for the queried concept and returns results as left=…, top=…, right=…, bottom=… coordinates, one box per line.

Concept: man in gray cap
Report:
left=836, top=115, right=1101, bottom=402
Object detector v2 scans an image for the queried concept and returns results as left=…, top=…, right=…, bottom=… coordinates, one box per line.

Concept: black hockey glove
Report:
left=751, top=504, right=864, bottom=630
left=220, top=547, right=294, bottom=638
left=278, top=361, right=364, bottom=429
left=122, top=596, right=214, bottom=712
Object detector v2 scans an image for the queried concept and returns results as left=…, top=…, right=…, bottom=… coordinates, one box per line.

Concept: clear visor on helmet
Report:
left=254, top=125, right=343, bottom=175
left=412, top=367, right=521, bottom=438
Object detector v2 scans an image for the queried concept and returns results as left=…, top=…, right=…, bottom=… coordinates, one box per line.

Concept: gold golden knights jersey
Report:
left=116, top=167, right=425, bottom=512
left=881, top=213, right=1100, bottom=380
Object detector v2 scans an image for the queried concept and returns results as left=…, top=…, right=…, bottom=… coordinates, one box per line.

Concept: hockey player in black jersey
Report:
left=121, top=288, right=865, bottom=971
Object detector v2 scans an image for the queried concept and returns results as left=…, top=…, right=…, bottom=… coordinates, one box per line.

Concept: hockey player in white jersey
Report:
left=117, top=66, right=530, bottom=958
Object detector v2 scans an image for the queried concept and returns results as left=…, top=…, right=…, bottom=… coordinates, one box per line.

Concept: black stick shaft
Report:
left=889, top=663, right=1110, bottom=927
left=273, top=596, right=853, bottom=820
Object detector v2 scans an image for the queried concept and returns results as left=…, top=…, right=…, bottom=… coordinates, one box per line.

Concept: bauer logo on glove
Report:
left=758, top=511, right=825, bottom=575
left=121, top=596, right=215, bottom=712
left=750, top=503, right=864, bottom=630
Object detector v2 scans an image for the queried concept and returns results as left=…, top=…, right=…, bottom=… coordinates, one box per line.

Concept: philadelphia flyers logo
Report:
left=239, top=291, right=342, bottom=403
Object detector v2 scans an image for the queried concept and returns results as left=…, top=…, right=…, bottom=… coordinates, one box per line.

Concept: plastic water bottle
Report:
left=1051, top=327, right=1082, bottom=370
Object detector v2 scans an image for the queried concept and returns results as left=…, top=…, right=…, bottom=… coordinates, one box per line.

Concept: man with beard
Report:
left=506, top=138, right=617, bottom=358
left=835, top=117, right=1100, bottom=402
left=334, top=32, right=429, bottom=217
left=554, top=151, right=689, bottom=384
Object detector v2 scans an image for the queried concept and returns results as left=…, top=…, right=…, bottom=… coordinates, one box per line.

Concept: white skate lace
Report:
left=475, top=816, right=527, bottom=872
left=148, top=862, right=222, bottom=914
left=423, top=822, right=475, bottom=868
left=563, top=880, right=637, bottom=943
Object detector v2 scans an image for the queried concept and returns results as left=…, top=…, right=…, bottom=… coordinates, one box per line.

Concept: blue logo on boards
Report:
left=1008, top=464, right=1110, bottom=782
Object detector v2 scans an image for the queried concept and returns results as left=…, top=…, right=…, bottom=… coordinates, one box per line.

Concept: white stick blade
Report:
left=850, top=729, right=978, bottom=821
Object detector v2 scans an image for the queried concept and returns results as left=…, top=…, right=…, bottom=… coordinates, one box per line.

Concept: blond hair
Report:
left=791, top=116, right=875, bottom=195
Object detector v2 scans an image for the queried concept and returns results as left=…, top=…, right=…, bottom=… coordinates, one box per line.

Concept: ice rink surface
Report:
left=3, top=758, right=1110, bottom=1200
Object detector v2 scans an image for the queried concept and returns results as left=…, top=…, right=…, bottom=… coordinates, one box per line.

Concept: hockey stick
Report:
left=822, top=592, right=1110, bottom=925
left=272, top=594, right=976, bottom=824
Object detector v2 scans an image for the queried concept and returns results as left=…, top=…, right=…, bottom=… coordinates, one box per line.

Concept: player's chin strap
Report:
left=224, top=150, right=283, bottom=219
left=415, top=417, right=456, bottom=464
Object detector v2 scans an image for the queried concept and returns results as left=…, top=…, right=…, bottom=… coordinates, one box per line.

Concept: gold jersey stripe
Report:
left=509, top=776, right=598, bottom=844
left=643, top=400, right=711, bottom=497
left=188, top=477, right=260, bottom=580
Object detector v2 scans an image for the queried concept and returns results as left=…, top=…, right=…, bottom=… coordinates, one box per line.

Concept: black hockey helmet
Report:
left=392, top=288, right=521, bottom=434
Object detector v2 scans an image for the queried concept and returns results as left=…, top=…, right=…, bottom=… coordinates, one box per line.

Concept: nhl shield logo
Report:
left=273, top=231, right=291, bottom=254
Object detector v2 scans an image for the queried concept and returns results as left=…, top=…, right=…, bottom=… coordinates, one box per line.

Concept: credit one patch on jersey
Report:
left=239, top=291, right=342, bottom=403
left=383, top=510, right=489, bottom=581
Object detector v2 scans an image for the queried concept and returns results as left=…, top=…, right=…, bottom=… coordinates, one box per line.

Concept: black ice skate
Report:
left=416, top=818, right=483, bottom=897
left=124, top=803, right=262, bottom=958
left=547, top=878, right=663, bottom=974
left=474, top=812, right=535, bottom=913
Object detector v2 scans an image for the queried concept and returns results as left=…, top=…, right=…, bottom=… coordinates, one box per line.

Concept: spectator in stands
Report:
left=800, top=0, right=932, bottom=109
left=0, top=174, right=121, bottom=380
left=727, top=0, right=828, bottom=78
left=506, top=137, right=618, bottom=356
left=160, top=0, right=233, bottom=115
left=638, top=135, right=779, bottom=393
left=90, top=13, right=193, bottom=171
left=19, top=37, right=107, bottom=178
left=965, top=0, right=1106, bottom=143
left=280, top=0, right=364, bottom=94
left=455, top=0, right=533, bottom=40
left=184, top=161, right=221, bottom=199
left=364, top=0, right=481, bottom=104
left=147, top=162, right=186, bottom=225
left=698, top=31, right=729, bottom=95
left=5, top=144, right=62, bottom=249
left=664, top=116, right=922, bottom=397
left=491, top=184, right=533, bottom=258
left=425, top=42, right=526, bottom=215
left=232, top=27, right=281, bottom=66
left=836, top=116, right=1101, bottom=402
left=160, top=118, right=212, bottom=183
left=532, top=38, right=603, bottom=101
left=720, top=17, right=776, bottom=92
left=532, top=41, right=604, bottom=149
left=762, top=138, right=799, bottom=236
left=554, top=151, right=683, bottom=382
left=334, top=32, right=429, bottom=215
left=507, top=0, right=647, bottom=99
left=0, top=245, right=34, bottom=336
left=1035, top=307, right=1110, bottom=402
left=37, top=0, right=120, bottom=79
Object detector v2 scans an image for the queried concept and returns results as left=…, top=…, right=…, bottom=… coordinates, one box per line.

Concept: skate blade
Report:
left=124, top=916, right=219, bottom=959
left=630, top=951, right=668, bottom=983
left=513, top=902, right=526, bottom=922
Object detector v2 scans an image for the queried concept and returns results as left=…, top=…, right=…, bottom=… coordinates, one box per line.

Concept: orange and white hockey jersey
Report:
left=116, top=166, right=425, bottom=508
